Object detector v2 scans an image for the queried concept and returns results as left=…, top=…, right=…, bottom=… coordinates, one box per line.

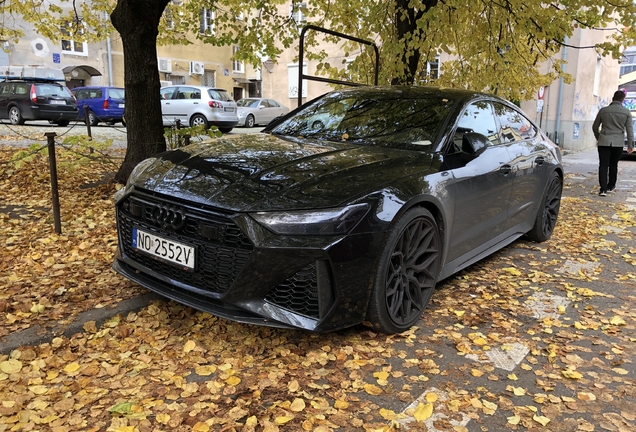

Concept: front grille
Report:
left=117, top=192, right=253, bottom=294
left=265, top=263, right=320, bottom=318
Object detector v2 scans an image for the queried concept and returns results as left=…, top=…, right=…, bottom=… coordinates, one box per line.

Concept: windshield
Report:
left=237, top=98, right=260, bottom=108
left=269, top=91, right=455, bottom=150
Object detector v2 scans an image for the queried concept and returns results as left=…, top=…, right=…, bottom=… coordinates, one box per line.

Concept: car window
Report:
left=35, top=84, right=74, bottom=98
left=88, top=89, right=102, bottom=98
left=268, top=99, right=280, bottom=107
left=108, top=88, right=125, bottom=99
left=208, top=89, right=233, bottom=102
left=237, top=98, right=259, bottom=107
left=270, top=91, right=455, bottom=150
left=14, top=84, right=29, bottom=95
left=455, top=101, right=500, bottom=147
left=176, top=87, right=200, bottom=100
left=74, top=89, right=88, bottom=99
left=0, top=84, right=14, bottom=95
left=261, top=100, right=272, bottom=108
left=161, top=87, right=177, bottom=100
left=493, top=102, right=537, bottom=142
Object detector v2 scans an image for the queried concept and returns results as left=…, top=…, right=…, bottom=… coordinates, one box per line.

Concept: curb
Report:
left=0, top=292, right=161, bottom=355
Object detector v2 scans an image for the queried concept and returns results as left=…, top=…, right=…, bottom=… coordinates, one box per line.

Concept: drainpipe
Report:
left=555, top=36, right=568, bottom=146
left=105, top=12, right=113, bottom=86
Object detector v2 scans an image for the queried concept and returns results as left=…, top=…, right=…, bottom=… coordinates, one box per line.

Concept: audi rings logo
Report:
left=149, top=204, right=186, bottom=230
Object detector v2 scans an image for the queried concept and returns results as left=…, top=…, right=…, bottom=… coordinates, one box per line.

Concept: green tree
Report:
left=3, top=0, right=636, bottom=182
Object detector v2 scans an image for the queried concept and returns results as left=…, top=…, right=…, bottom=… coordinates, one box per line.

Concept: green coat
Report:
left=592, top=101, right=634, bottom=148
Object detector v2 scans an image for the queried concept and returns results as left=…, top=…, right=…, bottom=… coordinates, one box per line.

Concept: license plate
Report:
left=224, top=107, right=234, bottom=112
left=119, top=104, right=125, bottom=108
left=132, top=227, right=195, bottom=269
left=50, top=100, right=66, bottom=105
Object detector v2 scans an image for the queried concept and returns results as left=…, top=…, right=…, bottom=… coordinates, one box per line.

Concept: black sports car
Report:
left=113, top=86, right=563, bottom=334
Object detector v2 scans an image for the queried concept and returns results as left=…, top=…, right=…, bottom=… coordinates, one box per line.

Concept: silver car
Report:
left=236, top=98, right=290, bottom=127
left=161, top=86, right=238, bottom=133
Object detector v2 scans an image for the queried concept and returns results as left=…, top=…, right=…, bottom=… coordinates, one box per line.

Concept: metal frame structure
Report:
left=297, top=25, right=380, bottom=107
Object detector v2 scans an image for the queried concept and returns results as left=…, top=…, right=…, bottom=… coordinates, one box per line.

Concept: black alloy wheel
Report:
left=367, top=207, right=442, bottom=334
left=526, top=171, right=562, bottom=242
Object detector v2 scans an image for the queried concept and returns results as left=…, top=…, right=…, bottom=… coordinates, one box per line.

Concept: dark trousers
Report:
left=597, top=145, right=623, bottom=192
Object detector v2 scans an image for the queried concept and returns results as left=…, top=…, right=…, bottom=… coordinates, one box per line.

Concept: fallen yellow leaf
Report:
left=379, top=408, right=396, bottom=420
left=507, top=415, right=521, bottom=425
left=192, top=422, right=209, bottom=432
left=0, top=359, right=22, bottom=374
left=363, top=384, right=383, bottom=395
left=533, top=415, right=550, bottom=426
left=413, top=402, right=433, bottom=422
left=225, top=376, right=241, bottom=386
left=290, top=398, right=306, bottom=412
left=562, top=368, right=583, bottom=379
left=183, top=340, right=196, bottom=353
left=425, top=392, right=438, bottom=403
left=609, top=316, right=626, bottom=326
left=275, top=416, right=294, bottom=425
left=64, top=362, right=81, bottom=374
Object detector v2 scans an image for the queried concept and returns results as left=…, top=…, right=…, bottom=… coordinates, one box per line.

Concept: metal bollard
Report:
left=45, top=132, right=62, bottom=234
left=184, top=134, right=190, bottom=146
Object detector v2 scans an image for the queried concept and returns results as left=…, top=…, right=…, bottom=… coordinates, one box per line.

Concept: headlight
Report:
left=251, top=203, right=369, bottom=235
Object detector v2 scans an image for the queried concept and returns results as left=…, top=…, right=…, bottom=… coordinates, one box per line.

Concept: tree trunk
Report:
left=391, top=0, right=438, bottom=85
left=111, top=0, right=171, bottom=184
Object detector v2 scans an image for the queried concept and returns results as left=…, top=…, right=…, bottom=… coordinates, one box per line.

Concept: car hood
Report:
left=130, top=133, right=434, bottom=212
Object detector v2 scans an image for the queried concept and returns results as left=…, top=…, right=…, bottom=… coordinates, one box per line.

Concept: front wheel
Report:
left=87, top=111, right=99, bottom=126
left=9, top=106, right=24, bottom=125
left=526, top=171, right=562, bottom=242
left=190, top=114, right=208, bottom=129
left=366, top=207, right=442, bottom=334
left=56, top=120, right=70, bottom=127
left=245, top=114, right=255, bottom=128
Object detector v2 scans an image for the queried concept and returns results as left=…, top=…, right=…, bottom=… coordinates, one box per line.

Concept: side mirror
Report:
left=462, top=132, right=489, bottom=157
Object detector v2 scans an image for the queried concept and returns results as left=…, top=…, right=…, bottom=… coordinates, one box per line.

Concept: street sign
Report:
left=538, top=86, right=545, bottom=100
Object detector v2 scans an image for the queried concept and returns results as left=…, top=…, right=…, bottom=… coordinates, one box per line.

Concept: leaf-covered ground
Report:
left=1, top=145, right=635, bottom=431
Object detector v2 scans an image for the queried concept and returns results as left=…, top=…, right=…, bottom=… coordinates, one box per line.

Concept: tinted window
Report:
left=1, top=84, right=14, bottom=95
left=270, top=91, right=455, bottom=150
left=35, top=84, right=73, bottom=98
left=493, top=102, right=536, bottom=142
left=74, top=89, right=88, bottom=99
left=108, top=88, right=125, bottom=99
left=456, top=101, right=500, bottom=146
left=208, top=89, right=233, bottom=101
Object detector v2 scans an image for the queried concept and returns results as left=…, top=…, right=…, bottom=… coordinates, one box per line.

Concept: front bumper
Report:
left=113, top=189, right=384, bottom=332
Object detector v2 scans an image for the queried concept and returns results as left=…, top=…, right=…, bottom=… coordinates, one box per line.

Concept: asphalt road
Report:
left=1, top=122, right=635, bottom=431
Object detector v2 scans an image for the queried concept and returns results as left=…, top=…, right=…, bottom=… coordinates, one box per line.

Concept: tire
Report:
left=56, top=120, right=70, bottom=127
left=526, top=171, right=562, bottom=242
left=87, top=111, right=99, bottom=126
left=9, top=106, right=24, bottom=125
left=106, top=121, right=116, bottom=126
left=366, top=207, right=442, bottom=334
left=245, top=114, right=255, bottom=128
left=190, top=114, right=208, bottom=129
left=218, top=127, right=233, bottom=133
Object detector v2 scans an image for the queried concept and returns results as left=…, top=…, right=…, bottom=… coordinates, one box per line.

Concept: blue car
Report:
left=72, top=86, right=125, bottom=126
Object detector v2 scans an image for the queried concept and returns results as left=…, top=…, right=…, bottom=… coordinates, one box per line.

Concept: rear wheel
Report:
left=245, top=114, right=255, bottom=128
left=9, top=106, right=24, bottom=125
left=526, top=171, right=562, bottom=242
left=87, top=111, right=99, bottom=126
left=56, top=120, right=70, bottom=127
left=367, top=208, right=442, bottom=334
left=218, top=127, right=233, bottom=133
left=190, top=114, right=208, bottom=128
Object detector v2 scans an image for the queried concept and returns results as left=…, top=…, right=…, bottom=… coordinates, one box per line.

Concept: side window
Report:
left=14, top=84, right=29, bottom=95
left=455, top=101, right=500, bottom=147
left=261, top=99, right=272, bottom=108
left=1, top=84, right=14, bottom=95
left=493, top=102, right=537, bottom=143
left=88, top=89, right=102, bottom=99
left=177, top=87, right=198, bottom=99
left=161, top=87, right=176, bottom=100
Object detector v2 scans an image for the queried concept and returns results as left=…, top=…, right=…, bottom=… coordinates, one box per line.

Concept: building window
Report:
left=61, top=22, right=87, bottom=56
left=289, top=2, right=307, bottom=24
left=168, top=75, right=185, bottom=85
left=620, top=53, right=636, bottom=77
left=232, top=46, right=244, bottom=73
left=203, top=70, right=216, bottom=87
left=288, top=63, right=308, bottom=98
left=201, top=8, right=215, bottom=34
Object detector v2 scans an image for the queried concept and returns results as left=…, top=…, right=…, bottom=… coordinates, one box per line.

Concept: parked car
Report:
left=160, top=85, right=238, bottom=133
left=236, top=97, right=290, bottom=127
left=0, top=80, right=78, bottom=126
left=72, top=86, right=125, bottom=126
left=113, top=86, right=563, bottom=334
